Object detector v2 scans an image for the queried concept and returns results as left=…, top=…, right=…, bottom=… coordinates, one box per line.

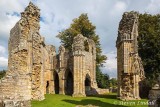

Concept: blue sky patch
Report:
left=6, top=12, right=20, bottom=17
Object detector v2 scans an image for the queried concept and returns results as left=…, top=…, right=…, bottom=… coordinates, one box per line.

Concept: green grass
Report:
left=31, top=93, right=148, bottom=107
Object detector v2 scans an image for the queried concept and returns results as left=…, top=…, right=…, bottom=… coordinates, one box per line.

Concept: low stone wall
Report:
left=86, top=88, right=109, bottom=95
left=96, top=88, right=109, bottom=94
left=0, top=100, right=31, bottom=107
left=109, top=87, right=117, bottom=93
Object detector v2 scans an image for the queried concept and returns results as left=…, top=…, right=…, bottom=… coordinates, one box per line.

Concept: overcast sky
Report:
left=0, top=0, right=160, bottom=78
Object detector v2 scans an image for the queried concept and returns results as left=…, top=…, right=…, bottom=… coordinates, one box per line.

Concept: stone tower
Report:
left=116, top=12, right=145, bottom=100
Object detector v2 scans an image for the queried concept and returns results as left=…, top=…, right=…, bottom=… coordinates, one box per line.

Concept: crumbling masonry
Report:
left=0, top=2, right=100, bottom=107
left=116, top=12, right=145, bottom=100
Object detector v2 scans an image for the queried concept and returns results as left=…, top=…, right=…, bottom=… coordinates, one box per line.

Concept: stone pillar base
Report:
left=72, top=93, right=86, bottom=97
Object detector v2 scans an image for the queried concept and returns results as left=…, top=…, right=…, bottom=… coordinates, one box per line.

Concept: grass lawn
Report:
left=31, top=93, right=148, bottom=107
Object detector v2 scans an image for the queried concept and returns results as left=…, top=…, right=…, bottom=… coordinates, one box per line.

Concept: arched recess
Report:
left=54, top=71, right=59, bottom=94
left=85, top=74, right=91, bottom=94
left=84, top=40, right=89, bottom=52
left=65, top=71, right=73, bottom=95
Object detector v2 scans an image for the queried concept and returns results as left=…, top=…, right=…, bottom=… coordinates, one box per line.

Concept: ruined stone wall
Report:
left=0, top=3, right=100, bottom=107
left=84, top=51, right=96, bottom=87
left=116, top=11, right=145, bottom=100
left=71, top=34, right=97, bottom=97
left=0, top=2, right=39, bottom=107
left=43, top=45, right=55, bottom=94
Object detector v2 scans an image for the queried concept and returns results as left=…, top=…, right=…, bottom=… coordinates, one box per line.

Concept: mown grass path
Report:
left=31, top=93, right=148, bottom=107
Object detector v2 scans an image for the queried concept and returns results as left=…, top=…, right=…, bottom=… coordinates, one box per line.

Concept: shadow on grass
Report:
left=87, top=94, right=117, bottom=99
left=63, top=99, right=126, bottom=107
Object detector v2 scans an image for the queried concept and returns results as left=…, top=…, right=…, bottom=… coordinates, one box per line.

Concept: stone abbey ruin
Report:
left=0, top=2, right=105, bottom=107
left=1, top=1, right=157, bottom=107
left=116, top=12, right=145, bottom=100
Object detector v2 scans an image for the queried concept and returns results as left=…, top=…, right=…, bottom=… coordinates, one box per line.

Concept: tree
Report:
left=0, top=70, right=6, bottom=79
left=57, top=13, right=107, bottom=66
left=96, top=66, right=110, bottom=88
left=138, top=13, right=160, bottom=86
left=57, top=13, right=108, bottom=88
left=109, top=78, right=117, bottom=88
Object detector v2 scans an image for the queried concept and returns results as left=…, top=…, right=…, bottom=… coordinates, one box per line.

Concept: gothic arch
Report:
left=84, top=40, right=89, bottom=52
left=85, top=73, right=91, bottom=95
left=65, top=69, right=73, bottom=95
left=53, top=71, right=59, bottom=94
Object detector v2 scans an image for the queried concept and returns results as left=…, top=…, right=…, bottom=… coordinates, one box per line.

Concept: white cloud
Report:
left=0, top=0, right=160, bottom=76
left=110, top=1, right=127, bottom=16
left=102, top=51, right=117, bottom=78
left=105, top=51, right=117, bottom=71
left=0, top=57, right=8, bottom=68
left=0, top=45, right=6, bottom=55
left=146, top=0, right=160, bottom=14
left=0, top=45, right=8, bottom=69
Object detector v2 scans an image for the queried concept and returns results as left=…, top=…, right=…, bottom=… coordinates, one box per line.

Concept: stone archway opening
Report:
left=46, top=81, right=49, bottom=94
left=85, top=74, right=91, bottom=95
left=65, top=71, right=73, bottom=95
left=54, top=72, right=59, bottom=94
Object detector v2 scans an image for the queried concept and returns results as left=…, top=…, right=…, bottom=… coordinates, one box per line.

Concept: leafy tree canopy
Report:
left=138, top=13, right=160, bottom=85
left=57, top=13, right=107, bottom=66
left=0, top=70, right=6, bottom=79
left=96, top=66, right=110, bottom=88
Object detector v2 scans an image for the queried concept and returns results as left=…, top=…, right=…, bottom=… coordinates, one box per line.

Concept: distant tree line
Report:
left=0, top=70, right=6, bottom=79
left=96, top=66, right=117, bottom=88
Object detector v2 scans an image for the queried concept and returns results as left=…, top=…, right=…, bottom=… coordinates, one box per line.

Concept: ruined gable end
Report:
left=116, top=11, right=145, bottom=100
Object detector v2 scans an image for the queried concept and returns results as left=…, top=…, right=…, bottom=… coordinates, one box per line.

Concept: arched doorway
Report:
left=54, top=72, right=59, bottom=94
left=65, top=71, right=73, bottom=95
left=85, top=74, right=91, bottom=94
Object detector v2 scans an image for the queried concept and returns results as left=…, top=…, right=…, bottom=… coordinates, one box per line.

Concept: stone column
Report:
left=135, top=75, right=140, bottom=99
left=27, top=30, right=33, bottom=100
left=49, top=71, right=54, bottom=94
left=73, top=52, right=86, bottom=97
left=59, top=72, right=65, bottom=94
left=73, top=56, right=78, bottom=96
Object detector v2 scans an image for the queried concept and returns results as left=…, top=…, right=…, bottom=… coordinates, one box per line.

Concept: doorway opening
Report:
left=54, top=72, right=59, bottom=94
left=65, top=71, right=73, bottom=95
left=85, top=74, right=91, bottom=94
